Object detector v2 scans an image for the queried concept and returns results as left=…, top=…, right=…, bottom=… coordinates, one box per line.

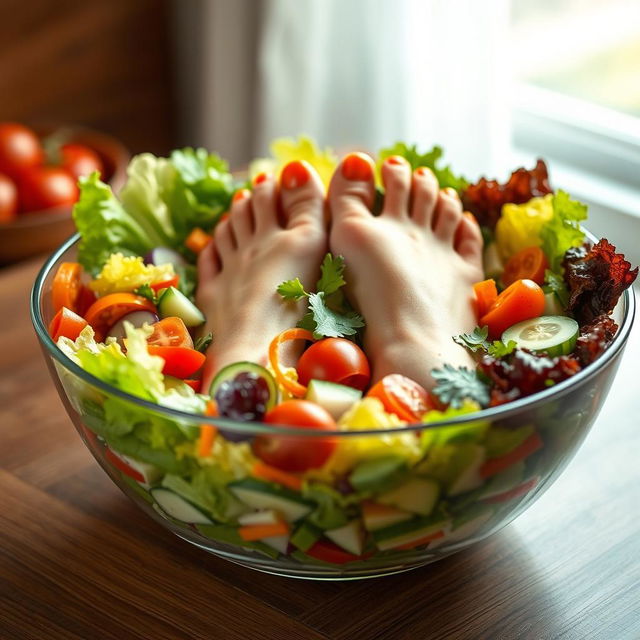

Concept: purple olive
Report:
left=106, top=310, right=159, bottom=342
left=144, top=247, right=187, bottom=268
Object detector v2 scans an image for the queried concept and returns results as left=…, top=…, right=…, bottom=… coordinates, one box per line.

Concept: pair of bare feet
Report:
left=197, top=152, right=484, bottom=393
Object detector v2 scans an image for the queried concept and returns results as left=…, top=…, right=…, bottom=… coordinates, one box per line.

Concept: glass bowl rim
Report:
left=30, top=232, right=636, bottom=437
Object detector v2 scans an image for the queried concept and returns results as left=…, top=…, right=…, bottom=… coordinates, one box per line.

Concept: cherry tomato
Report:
left=147, top=345, right=206, bottom=379
left=48, top=307, right=88, bottom=342
left=296, top=338, right=371, bottom=390
left=19, top=167, right=79, bottom=213
left=0, top=172, right=18, bottom=223
left=0, top=123, right=44, bottom=180
left=104, top=448, right=146, bottom=484
left=52, top=262, right=83, bottom=314
left=60, top=143, right=104, bottom=181
left=480, top=278, right=546, bottom=339
left=502, top=246, right=548, bottom=287
left=147, top=317, right=193, bottom=348
left=252, top=400, right=337, bottom=472
left=84, top=293, right=156, bottom=341
left=366, top=374, right=436, bottom=422
left=75, top=285, right=97, bottom=317
left=184, top=379, right=202, bottom=393
left=473, top=279, right=498, bottom=319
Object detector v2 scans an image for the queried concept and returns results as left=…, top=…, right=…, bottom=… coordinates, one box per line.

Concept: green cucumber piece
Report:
left=157, top=286, right=205, bottom=327
left=229, top=478, right=313, bottom=522
left=349, top=456, right=408, bottom=494
left=372, top=513, right=449, bottom=551
left=305, top=379, right=362, bottom=420
left=195, top=523, right=280, bottom=559
left=209, top=361, right=278, bottom=408
left=150, top=488, right=213, bottom=524
left=377, top=477, right=440, bottom=516
left=502, top=315, right=578, bottom=357
left=290, top=521, right=322, bottom=552
left=325, top=520, right=365, bottom=555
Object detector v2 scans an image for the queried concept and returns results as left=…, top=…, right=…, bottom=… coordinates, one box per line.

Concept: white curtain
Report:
left=174, top=0, right=511, bottom=180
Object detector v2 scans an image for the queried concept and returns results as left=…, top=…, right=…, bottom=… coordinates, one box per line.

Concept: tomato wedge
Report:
left=305, top=540, right=364, bottom=565
left=502, top=246, right=548, bottom=287
left=75, top=285, right=97, bottom=317
left=473, top=279, right=498, bottom=319
left=52, top=262, right=83, bottom=314
left=366, top=374, right=436, bottom=421
left=147, top=317, right=193, bottom=348
left=48, top=307, right=88, bottom=342
left=147, top=345, right=206, bottom=379
left=480, top=279, right=545, bottom=339
left=150, top=275, right=179, bottom=292
left=84, top=293, right=156, bottom=341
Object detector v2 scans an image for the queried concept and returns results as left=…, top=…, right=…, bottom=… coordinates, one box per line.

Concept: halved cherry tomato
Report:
left=502, top=246, right=548, bottom=287
left=146, top=345, right=206, bottom=379
left=252, top=400, right=336, bottom=472
left=84, top=293, right=156, bottom=341
left=297, top=338, right=371, bottom=390
left=305, top=540, right=363, bottom=565
left=366, top=374, right=436, bottom=422
left=480, top=279, right=545, bottom=339
left=75, top=285, right=97, bottom=317
left=147, top=317, right=193, bottom=348
left=52, top=262, right=83, bottom=314
left=48, top=306, right=88, bottom=342
left=149, top=274, right=179, bottom=292
left=473, top=279, right=498, bottom=319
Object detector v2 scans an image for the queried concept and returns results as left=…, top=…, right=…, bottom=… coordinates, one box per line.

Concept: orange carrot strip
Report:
left=473, top=279, right=498, bottom=319
left=268, top=328, right=315, bottom=398
left=238, top=521, right=290, bottom=542
left=185, top=227, right=213, bottom=254
left=197, top=401, right=219, bottom=457
left=252, top=461, right=303, bottom=492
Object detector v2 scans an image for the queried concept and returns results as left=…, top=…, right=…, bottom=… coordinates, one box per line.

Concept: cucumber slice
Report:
left=150, top=488, right=213, bottom=524
left=502, top=315, right=578, bottom=357
left=306, top=379, right=362, bottom=420
left=209, top=361, right=278, bottom=409
left=157, top=286, right=205, bottom=327
left=377, top=477, right=440, bottom=516
left=229, top=479, right=313, bottom=522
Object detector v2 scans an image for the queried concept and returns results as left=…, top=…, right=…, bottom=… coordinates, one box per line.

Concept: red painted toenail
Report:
left=464, top=211, right=479, bottom=225
left=232, top=188, right=250, bottom=202
left=415, top=167, right=434, bottom=178
left=386, top=155, right=406, bottom=166
left=281, top=161, right=310, bottom=189
left=342, top=153, right=373, bottom=181
left=252, top=172, right=269, bottom=186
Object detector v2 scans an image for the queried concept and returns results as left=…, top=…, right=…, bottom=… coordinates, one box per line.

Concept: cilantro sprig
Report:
left=453, top=326, right=517, bottom=358
left=431, top=365, right=490, bottom=408
left=277, top=254, right=365, bottom=339
left=134, top=283, right=159, bottom=305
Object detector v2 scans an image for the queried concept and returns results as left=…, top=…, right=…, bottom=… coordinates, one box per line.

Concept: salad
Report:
left=47, top=138, right=638, bottom=567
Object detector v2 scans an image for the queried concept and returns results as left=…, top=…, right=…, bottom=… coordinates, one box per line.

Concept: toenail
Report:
left=281, top=161, right=310, bottom=190
left=342, top=153, right=373, bottom=181
left=415, top=167, right=434, bottom=178
left=232, top=188, right=250, bottom=202
left=385, top=155, right=407, bottom=167
left=252, top=172, right=270, bottom=186
left=464, top=211, right=479, bottom=225
left=443, top=187, right=460, bottom=200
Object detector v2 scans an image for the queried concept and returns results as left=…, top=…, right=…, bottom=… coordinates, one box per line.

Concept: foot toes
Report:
left=455, top=212, right=484, bottom=265
left=213, top=216, right=235, bottom=263
left=410, top=167, right=439, bottom=226
left=251, top=173, right=280, bottom=234
left=196, top=235, right=219, bottom=282
left=381, top=156, right=411, bottom=218
left=279, top=161, right=326, bottom=233
left=328, top=152, right=376, bottom=223
left=433, top=188, right=463, bottom=242
left=229, top=188, right=253, bottom=243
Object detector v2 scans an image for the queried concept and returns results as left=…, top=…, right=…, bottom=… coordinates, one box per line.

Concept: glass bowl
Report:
left=31, top=234, right=635, bottom=580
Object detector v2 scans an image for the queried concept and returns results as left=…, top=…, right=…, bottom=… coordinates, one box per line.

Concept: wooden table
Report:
left=1, top=257, right=639, bottom=640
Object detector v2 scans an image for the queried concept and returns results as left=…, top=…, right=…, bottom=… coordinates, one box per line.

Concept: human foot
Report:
left=197, top=161, right=327, bottom=389
left=328, top=152, right=484, bottom=390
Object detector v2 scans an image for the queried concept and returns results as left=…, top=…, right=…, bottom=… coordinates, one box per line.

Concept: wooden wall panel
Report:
left=0, top=0, right=175, bottom=155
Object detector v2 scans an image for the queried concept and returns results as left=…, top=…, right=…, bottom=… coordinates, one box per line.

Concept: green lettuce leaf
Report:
left=302, top=483, right=359, bottom=529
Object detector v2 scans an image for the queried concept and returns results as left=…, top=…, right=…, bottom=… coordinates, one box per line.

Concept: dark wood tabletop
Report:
left=1, top=257, right=639, bottom=640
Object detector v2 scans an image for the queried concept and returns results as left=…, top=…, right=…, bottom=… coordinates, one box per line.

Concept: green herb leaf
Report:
left=306, top=292, right=365, bottom=339
left=134, top=283, right=159, bottom=305
left=453, top=326, right=489, bottom=352
left=377, top=143, right=468, bottom=193
left=316, top=253, right=347, bottom=296
left=540, top=190, right=588, bottom=273
left=194, top=333, right=213, bottom=353
left=277, top=278, right=308, bottom=301
left=431, top=365, right=491, bottom=408
left=487, top=340, right=517, bottom=358
left=543, top=269, right=569, bottom=308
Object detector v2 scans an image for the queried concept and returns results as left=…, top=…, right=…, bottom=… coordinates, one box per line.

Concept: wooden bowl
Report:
left=0, top=126, right=129, bottom=266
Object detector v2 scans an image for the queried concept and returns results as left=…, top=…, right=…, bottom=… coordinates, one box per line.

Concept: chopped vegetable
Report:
left=431, top=365, right=491, bottom=409
left=366, top=374, right=435, bottom=421
left=268, top=328, right=315, bottom=397
left=252, top=461, right=303, bottom=491
left=473, top=279, right=498, bottom=319
left=48, top=307, right=88, bottom=342
left=146, top=345, right=206, bottom=379
left=147, top=317, right=193, bottom=349
left=84, top=293, right=157, bottom=342
left=90, top=253, right=175, bottom=296
left=52, top=262, right=82, bottom=314
left=502, top=246, right=548, bottom=287
left=238, top=521, right=290, bottom=542
left=185, top=227, right=212, bottom=254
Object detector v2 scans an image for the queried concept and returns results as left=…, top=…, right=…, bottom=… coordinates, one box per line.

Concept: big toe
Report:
left=280, top=160, right=326, bottom=233
left=328, top=152, right=377, bottom=223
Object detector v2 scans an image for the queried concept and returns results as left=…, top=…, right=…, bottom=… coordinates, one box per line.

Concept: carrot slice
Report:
left=238, top=521, right=290, bottom=542
left=197, top=401, right=218, bottom=457
left=473, top=279, right=498, bottom=319
left=185, top=227, right=213, bottom=254
left=268, top=328, right=315, bottom=398
left=252, top=461, right=303, bottom=492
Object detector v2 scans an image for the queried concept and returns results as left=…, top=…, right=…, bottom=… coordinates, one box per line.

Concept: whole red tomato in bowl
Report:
left=0, top=122, right=129, bottom=265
